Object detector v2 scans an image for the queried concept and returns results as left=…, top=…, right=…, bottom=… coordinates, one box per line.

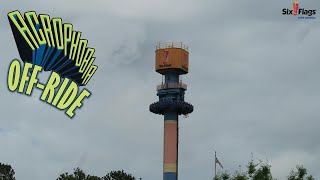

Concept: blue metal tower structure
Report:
left=150, top=42, right=193, bottom=180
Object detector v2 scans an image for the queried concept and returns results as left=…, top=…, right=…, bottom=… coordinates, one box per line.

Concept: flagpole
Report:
left=215, top=151, right=217, bottom=179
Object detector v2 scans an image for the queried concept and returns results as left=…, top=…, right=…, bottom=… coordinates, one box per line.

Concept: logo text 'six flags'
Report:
left=282, top=1, right=316, bottom=19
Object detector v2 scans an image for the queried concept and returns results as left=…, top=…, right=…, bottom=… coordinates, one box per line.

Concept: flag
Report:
left=215, top=157, right=223, bottom=169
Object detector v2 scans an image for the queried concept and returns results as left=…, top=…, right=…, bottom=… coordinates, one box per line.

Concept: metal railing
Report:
left=156, top=42, right=189, bottom=52
left=157, top=82, right=187, bottom=90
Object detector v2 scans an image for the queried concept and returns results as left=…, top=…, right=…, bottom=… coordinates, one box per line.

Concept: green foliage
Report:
left=0, top=159, right=315, bottom=180
left=221, top=171, right=231, bottom=180
left=213, top=158, right=315, bottom=180
left=102, top=170, right=135, bottom=180
left=214, top=171, right=231, bottom=180
left=56, top=168, right=101, bottom=180
left=247, top=160, right=273, bottom=180
left=252, top=163, right=272, bottom=180
left=231, top=170, right=249, bottom=180
left=247, top=160, right=257, bottom=178
left=0, top=163, right=16, bottom=180
left=214, top=169, right=248, bottom=180
left=287, top=165, right=314, bottom=180
left=214, top=159, right=277, bottom=180
left=56, top=168, right=135, bottom=180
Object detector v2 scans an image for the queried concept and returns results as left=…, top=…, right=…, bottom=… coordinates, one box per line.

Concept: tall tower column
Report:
left=163, top=71, right=179, bottom=179
left=163, top=112, right=178, bottom=179
left=150, top=42, right=193, bottom=180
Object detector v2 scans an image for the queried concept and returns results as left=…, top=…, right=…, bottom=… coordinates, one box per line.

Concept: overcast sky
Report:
left=1, top=0, right=320, bottom=179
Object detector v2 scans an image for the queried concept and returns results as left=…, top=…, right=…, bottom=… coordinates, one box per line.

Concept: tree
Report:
left=246, top=160, right=273, bottom=180
left=252, top=163, right=273, bottom=180
left=214, top=158, right=274, bottom=180
left=212, top=157, right=315, bottom=180
left=232, top=170, right=249, bottom=180
left=102, top=170, right=135, bottom=180
left=56, top=167, right=101, bottom=180
left=221, top=171, right=231, bottom=180
left=214, top=171, right=231, bottom=180
left=57, top=168, right=135, bottom=180
left=287, top=165, right=314, bottom=180
left=0, top=163, right=16, bottom=180
left=247, top=159, right=257, bottom=179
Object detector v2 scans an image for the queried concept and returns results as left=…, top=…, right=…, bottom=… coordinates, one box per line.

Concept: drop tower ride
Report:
left=150, top=42, right=194, bottom=180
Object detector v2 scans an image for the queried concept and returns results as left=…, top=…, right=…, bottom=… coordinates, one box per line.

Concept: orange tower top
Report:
left=155, top=42, right=189, bottom=75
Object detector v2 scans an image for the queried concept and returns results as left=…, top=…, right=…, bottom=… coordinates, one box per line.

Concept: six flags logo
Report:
left=282, top=1, right=317, bottom=18
left=293, top=2, right=299, bottom=16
